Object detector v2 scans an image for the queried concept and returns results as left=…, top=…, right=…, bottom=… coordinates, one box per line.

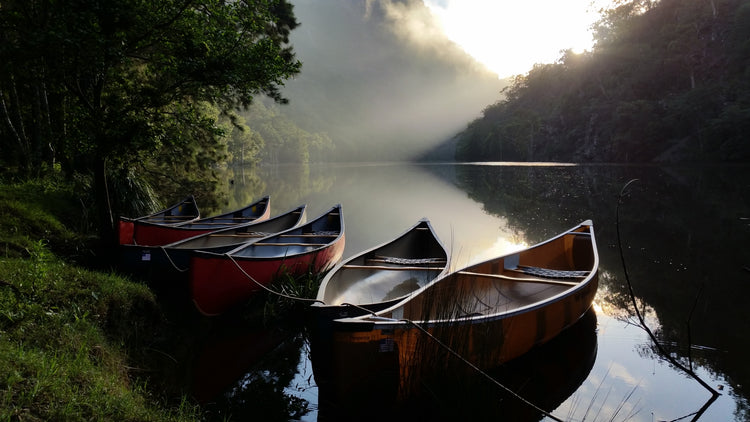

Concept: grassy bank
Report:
left=0, top=180, right=201, bottom=421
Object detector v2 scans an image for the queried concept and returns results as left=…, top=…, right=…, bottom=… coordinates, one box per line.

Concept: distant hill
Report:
left=270, top=0, right=505, bottom=162
left=454, top=0, right=750, bottom=163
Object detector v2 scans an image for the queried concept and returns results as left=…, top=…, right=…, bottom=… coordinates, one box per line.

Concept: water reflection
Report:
left=199, top=329, right=311, bottom=421
left=314, top=309, right=598, bottom=421
left=207, top=163, right=749, bottom=421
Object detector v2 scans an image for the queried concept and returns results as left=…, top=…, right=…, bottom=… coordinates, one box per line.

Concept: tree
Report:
left=455, top=0, right=750, bottom=163
left=0, top=0, right=301, bottom=237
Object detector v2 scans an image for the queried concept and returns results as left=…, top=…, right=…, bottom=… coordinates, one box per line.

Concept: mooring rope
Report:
left=401, top=318, right=565, bottom=422
left=159, top=246, right=189, bottom=273
left=341, top=302, right=379, bottom=316
left=225, top=253, right=323, bottom=304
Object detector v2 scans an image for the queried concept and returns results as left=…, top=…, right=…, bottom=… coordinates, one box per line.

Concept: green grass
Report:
left=0, top=179, right=201, bottom=421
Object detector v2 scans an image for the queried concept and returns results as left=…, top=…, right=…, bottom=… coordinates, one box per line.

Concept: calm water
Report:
left=193, top=162, right=749, bottom=421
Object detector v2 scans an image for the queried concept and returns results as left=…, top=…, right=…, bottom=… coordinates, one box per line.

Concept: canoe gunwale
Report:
left=176, top=195, right=270, bottom=227
left=333, top=220, right=599, bottom=330
left=128, top=195, right=200, bottom=223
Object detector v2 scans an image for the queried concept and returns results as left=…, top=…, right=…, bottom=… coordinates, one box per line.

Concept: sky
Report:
left=422, top=0, right=609, bottom=78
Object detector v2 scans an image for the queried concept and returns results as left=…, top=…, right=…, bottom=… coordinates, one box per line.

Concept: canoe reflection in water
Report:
left=315, top=308, right=598, bottom=421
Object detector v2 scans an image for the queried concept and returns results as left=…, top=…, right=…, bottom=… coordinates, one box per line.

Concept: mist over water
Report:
left=278, top=0, right=506, bottom=161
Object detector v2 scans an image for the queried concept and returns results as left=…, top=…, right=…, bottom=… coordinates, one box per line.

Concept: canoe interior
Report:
left=175, top=196, right=270, bottom=229
left=230, top=208, right=342, bottom=259
left=324, top=267, right=446, bottom=307
left=136, top=196, right=200, bottom=223
left=320, top=221, right=447, bottom=307
left=169, top=206, right=306, bottom=251
left=379, top=229, right=595, bottom=323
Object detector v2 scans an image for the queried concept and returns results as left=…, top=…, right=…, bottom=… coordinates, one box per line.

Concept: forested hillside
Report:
left=455, top=0, right=750, bottom=163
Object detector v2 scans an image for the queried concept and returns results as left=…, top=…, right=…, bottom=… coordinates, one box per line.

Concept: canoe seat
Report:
left=371, top=256, right=446, bottom=265
left=514, top=265, right=589, bottom=279
left=313, top=230, right=339, bottom=236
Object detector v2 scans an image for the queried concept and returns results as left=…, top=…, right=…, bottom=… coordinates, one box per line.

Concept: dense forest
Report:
left=0, top=0, right=304, bottom=233
left=455, top=0, right=750, bottom=163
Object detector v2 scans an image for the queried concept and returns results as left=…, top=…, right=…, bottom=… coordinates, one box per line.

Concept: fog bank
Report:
left=279, top=0, right=506, bottom=161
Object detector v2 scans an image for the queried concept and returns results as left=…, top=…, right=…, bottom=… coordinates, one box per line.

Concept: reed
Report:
left=263, top=267, right=326, bottom=322
left=398, top=275, right=503, bottom=397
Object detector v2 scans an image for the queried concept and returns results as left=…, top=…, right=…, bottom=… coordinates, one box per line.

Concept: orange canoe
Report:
left=326, top=220, right=599, bottom=399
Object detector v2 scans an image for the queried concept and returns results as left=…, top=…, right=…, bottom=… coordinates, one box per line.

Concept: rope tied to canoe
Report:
left=158, top=230, right=272, bottom=273
left=401, top=318, right=565, bottom=422
left=225, top=253, right=323, bottom=304
left=159, top=246, right=188, bottom=273
left=340, top=302, right=379, bottom=316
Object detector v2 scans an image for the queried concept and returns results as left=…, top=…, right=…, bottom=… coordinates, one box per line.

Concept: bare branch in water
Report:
left=615, top=179, right=720, bottom=400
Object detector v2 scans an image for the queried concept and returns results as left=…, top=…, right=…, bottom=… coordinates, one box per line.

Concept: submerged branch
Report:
left=615, top=179, right=720, bottom=398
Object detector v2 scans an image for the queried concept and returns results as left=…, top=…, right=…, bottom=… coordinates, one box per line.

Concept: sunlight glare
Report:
left=423, top=0, right=606, bottom=77
left=452, top=235, right=527, bottom=270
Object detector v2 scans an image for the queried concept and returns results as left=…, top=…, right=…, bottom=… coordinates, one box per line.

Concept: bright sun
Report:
left=423, top=0, right=608, bottom=78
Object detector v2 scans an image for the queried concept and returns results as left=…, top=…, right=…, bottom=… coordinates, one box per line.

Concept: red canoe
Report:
left=118, top=195, right=200, bottom=244
left=120, top=196, right=270, bottom=246
left=190, top=204, right=345, bottom=316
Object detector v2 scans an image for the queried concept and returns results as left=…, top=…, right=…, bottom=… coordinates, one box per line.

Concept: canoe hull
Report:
left=190, top=205, right=345, bottom=316
left=118, top=195, right=200, bottom=244
left=130, top=224, right=214, bottom=246
left=120, top=196, right=270, bottom=246
left=330, top=272, right=597, bottom=396
left=326, top=220, right=599, bottom=399
left=118, top=205, right=306, bottom=280
left=191, top=242, right=345, bottom=315
left=317, top=308, right=598, bottom=420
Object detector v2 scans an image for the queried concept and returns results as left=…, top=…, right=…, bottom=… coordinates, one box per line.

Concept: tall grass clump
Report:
left=0, top=178, right=201, bottom=420
left=263, top=269, right=326, bottom=323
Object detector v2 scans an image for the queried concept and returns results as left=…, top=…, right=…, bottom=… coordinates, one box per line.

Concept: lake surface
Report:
left=193, top=162, right=749, bottom=421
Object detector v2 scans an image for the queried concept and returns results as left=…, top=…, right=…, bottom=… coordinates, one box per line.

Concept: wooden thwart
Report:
left=457, top=270, right=580, bottom=287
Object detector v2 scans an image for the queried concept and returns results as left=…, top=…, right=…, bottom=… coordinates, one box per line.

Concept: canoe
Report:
left=118, top=195, right=200, bottom=244
left=118, top=205, right=307, bottom=279
left=326, top=220, right=598, bottom=399
left=312, top=218, right=449, bottom=320
left=190, top=204, right=345, bottom=316
left=121, top=196, right=270, bottom=246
